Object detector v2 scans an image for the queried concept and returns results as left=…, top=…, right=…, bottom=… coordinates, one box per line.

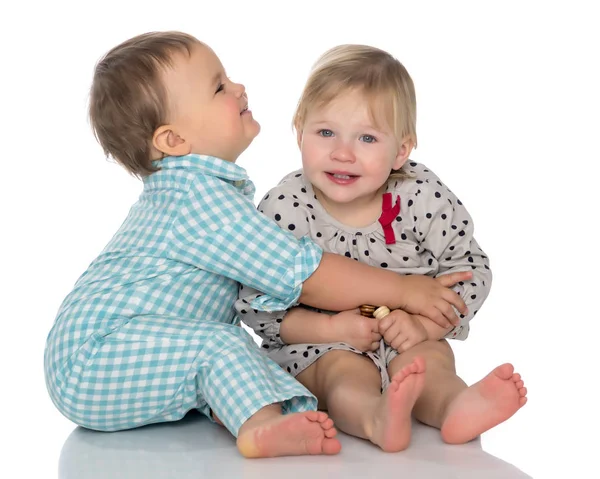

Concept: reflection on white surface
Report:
left=59, top=411, right=531, bottom=478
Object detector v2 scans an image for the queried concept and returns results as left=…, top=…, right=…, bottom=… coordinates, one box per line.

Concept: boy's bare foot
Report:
left=236, top=410, right=342, bottom=458
left=441, top=363, right=528, bottom=444
left=370, top=356, right=426, bottom=452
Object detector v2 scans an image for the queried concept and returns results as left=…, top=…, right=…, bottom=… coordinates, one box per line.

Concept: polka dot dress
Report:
left=235, top=161, right=492, bottom=389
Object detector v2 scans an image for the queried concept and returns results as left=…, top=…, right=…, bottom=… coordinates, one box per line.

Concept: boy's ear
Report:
left=152, top=125, right=191, bottom=157
left=393, top=136, right=415, bottom=170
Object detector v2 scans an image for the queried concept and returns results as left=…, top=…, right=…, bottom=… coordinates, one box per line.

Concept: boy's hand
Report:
left=330, top=309, right=382, bottom=352
left=397, top=271, right=472, bottom=328
left=378, top=309, right=428, bottom=353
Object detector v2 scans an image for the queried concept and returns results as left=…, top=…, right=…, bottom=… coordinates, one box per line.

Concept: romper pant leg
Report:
left=52, top=315, right=316, bottom=436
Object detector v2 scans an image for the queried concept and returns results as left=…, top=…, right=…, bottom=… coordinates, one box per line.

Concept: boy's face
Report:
left=298, top=89, right=411, bottom=207
left=162, top=43, right=260, bottom=162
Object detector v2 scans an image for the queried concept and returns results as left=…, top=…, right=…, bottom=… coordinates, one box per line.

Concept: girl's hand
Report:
left=397, top=271, right=472, bottom=328
left=378, top=309, right=428, bottom=353
left=329, top=309, right=382, bottom=352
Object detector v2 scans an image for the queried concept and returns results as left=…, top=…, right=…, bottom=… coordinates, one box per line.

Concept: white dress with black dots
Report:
left=235, top=161, right=492, bottom=390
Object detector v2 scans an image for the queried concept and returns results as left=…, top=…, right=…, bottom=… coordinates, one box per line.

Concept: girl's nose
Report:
left=330, top=144, right=356, bottom=163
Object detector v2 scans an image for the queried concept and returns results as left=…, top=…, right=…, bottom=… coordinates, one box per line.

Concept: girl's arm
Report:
left=407, top=165, right=493, bottom=340
left=236, top=289, right=380, bottom=353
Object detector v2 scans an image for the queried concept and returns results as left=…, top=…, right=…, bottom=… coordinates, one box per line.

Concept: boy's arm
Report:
left=168, top=178, right=323, bottom=314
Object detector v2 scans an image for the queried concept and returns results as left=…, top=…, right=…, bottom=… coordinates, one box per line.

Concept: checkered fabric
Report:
left=44, top=154, right=321, bottom=435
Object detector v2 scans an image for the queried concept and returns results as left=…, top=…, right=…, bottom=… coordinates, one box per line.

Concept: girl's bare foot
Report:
left=441, top=363, right=528, bottom=444
left=236, top=410, right=342, bottom=458
left=370, top=356, right=426, bottom=452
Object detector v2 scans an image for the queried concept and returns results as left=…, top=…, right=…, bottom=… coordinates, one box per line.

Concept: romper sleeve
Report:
left=405, top=167, right=492, bottom=340
left=168, top=175, right=322, bottom=312
left=235, top=172, right=315, bottom=344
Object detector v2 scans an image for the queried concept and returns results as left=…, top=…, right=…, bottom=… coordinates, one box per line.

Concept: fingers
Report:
left=390, top=333, right=408, bottom=351
left=396, top=337, right=418, bottom=353
left=383, top=328, right=401, bottom=347
left=371, top=332, right=382, bottom=342
left=442, top=289, right=468, bottom=315
left=435, top=271, right=472, bottom=287
left=370, top=341, right=381, bottom=351
left=423, top=305, right=452, bottom=328
left=378, top=315, right=393, bottom=333
left=435, top=300, right=461, bottom=326
left=393, top=332, right=427, bottom=353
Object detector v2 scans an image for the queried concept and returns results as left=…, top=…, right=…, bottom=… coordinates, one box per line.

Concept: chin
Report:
left=249, top=122, right=261, bottom=138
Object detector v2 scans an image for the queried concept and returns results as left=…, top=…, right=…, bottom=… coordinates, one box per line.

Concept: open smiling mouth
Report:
left=326, top=172, right=359, bottom=183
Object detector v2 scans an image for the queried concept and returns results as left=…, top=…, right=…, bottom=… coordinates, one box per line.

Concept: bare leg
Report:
left=440, top=363, right=528, bottom=444
left=389, top=340, right=527, bottom=444
left=236, top=404, right=341, bottom=458
left=388, top=340, right=466, bottom=429
left=297, top=350, right=425, bottom=452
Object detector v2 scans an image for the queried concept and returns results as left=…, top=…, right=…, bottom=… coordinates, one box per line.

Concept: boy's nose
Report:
left=234, top=82, right=246, bottom=97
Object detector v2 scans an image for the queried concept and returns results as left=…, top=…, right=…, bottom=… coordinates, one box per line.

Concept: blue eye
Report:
left=318, top=129, right=334, bottom=137
left=360, top=134, right=377, bottom=143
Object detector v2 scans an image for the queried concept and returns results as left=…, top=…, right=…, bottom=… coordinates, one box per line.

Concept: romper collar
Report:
left=155, top=154, right=249, bottom=182
left=152, top=154, right=254, bottom=196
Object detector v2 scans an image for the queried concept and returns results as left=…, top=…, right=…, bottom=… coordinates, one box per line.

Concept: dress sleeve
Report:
left=234, top=286, right=287, bottom=346
left=405, top=171, right=492, bottom=340
left=168, top=175, right=322, bottom=312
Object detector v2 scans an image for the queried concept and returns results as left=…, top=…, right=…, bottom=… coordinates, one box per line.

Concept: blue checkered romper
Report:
left=44, top=154, right=321, bottom=435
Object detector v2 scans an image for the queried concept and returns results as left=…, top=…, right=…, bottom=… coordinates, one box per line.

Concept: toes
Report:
left=515, top=380, right=524, bottom=389
left=324, top=427, right=338, bottom=438
left=495, top=363, right=515, bottom=379
left=519, top=397, right=528, bottom=407
left=512, top=373, right=521, bottom=382
left=314, top=411, right=329, bottom=423
left=519, top=387, right=527, bottom=397
left=322, top=438, right=342, bottom=455
left=321, top=418, right=335, bottom=430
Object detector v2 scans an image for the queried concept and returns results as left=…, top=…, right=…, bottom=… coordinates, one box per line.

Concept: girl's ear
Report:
left=393, top=136, right=415, bottom=170
left=296, top=129, right=304, bottom=149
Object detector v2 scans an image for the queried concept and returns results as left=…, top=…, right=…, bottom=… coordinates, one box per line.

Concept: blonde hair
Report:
left=293, top=44, right=417, bottom=180
left=89, top=31, right=201, bottom=178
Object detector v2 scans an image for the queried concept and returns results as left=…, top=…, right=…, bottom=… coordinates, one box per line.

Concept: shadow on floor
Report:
left=59, top=410, right=531, bottom=478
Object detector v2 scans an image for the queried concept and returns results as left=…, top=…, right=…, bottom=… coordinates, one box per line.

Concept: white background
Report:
left=1, top=1, right=598, bottom=477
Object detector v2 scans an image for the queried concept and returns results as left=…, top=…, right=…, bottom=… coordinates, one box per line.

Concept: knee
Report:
left=413, top=340, right=456, bottom=370
left=314, top=350, right=368, bottom=389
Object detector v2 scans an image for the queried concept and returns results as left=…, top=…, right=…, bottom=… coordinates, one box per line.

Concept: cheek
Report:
left=301, top=139, right=325, bottom=164
left=363, top=148, right=396, bottom=176
left=222, top=98, right=241, bottom=121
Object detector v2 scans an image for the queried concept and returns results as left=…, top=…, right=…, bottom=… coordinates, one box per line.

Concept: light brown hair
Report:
left=89, top=31, right=201, bottom=178
left=293, top=45, right=417, bottom=179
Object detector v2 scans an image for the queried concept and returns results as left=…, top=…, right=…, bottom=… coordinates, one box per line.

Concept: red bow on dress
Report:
left=378, top=193, right=401, bottom=245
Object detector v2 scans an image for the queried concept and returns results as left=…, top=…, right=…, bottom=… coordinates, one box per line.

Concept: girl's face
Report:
left=298, top=89, right=412, bottom=211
